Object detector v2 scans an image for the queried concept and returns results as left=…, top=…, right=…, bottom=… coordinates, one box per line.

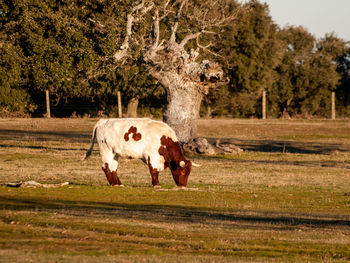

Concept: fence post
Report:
left=45, top=90, right=51, bottom=118
left=262, top=90, right=266, bottom=120
left=331, top=91, right=336, bottom=120
left=117, top=91, right=122, bottom=118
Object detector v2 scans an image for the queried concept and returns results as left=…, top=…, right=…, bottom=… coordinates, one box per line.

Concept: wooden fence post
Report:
left=45, top=90, right=51, bottom=118
left=117, top=91, right=122, bottom=118
left=262, top=90, right=266, bottom=120
left=331, top=91, right=336, bottom=120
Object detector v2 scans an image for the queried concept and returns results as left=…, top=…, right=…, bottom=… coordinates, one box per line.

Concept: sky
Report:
left=257, top=0, right=350, bottom=41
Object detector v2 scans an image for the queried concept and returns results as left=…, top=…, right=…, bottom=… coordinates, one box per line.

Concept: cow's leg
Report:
left=147, top=156, right=160, bottom=187
left=101, top=154, right=123, bottom=186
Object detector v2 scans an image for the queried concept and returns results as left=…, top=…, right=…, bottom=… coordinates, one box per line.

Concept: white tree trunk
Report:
left=164, top=85, right=203, bottom=143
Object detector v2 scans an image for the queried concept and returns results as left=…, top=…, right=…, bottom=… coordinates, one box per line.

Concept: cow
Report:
left=84, top=118, right=192, bottom=187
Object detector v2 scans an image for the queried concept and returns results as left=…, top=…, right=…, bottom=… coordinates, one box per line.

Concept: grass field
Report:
left=0, top=118, right=349, bottom=262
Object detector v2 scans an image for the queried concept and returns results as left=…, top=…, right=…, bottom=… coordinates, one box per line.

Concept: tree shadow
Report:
left=0, top=129, right=90, bottom=151
left=1, top=194, right=349, bottom=231
left=0, top=144, right=86, bottom=152
left=208, top=137, right=350, bottom=154
left=0, top=129, right=90, bottom=143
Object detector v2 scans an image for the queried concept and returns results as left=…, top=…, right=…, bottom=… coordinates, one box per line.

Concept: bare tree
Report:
left=114, top=0, right=244, bottom=143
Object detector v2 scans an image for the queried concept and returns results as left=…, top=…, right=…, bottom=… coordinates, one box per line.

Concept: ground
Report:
left=0, top=118, right=349, bottom=262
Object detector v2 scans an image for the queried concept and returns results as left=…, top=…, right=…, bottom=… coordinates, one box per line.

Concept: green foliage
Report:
left=0, top=0, right=349, bottom=117
left=0, top=40, right=34, bottom=113
left=215, top=0, right=283, bottom=117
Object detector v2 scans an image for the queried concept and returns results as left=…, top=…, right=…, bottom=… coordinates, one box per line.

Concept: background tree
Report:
left=215, top=0, right=283, bottom=118
left=336, top=43, right=350, bottom=116
left=0, top=40, right=33, bottom=114
left=271, top=26, right=315, bottom=117
left=0, top=0, right=121, bottom=115
left=316, top=34, right=349, bottom=117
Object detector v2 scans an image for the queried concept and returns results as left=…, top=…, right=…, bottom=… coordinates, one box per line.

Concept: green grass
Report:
left=1, top=186, right=349, bottom=262
left=0, top=118, right=349, bottom=262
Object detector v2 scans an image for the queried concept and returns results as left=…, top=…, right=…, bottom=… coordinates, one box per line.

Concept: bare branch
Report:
left=170, top=22, right=179, bottom=43
left=177, top=0, right=187, bottom=18
left=132, top=0, right=145, bottom=12
left=196, top=36, right=225, bottom=59
left=152, top=8, right=160, bottom=48
left=114, top=0, right=155, bottom=61
left=114, top=14, right=134, bottom=61
left=180, top=32, right=201, bottom=47
left=169, top=0, right=188, bottom=42
left=141, top=2, right=155, bottom=15
left=88, top=18, right=106, bottom=28
left=163, top=0, right=171, bottom=9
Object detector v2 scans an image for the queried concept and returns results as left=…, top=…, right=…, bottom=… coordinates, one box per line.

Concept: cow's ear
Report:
left=170, top=160, right=177, bottom=170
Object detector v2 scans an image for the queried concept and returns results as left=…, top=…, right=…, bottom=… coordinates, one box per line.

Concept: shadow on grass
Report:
left=0, top=144, right=86, bottom=152
left=242, top=140, right=350, bottom=154
left=205, top=156, right=350, bottom=170
left=210, top=138, right=350, bottom=154
left=0, top=129, right=90, bottom=151
left=0, top=129, right=90, bottom=143
left=1, top=194, right=349, bottom=230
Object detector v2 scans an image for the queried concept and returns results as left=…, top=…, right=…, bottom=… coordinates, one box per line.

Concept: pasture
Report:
left=0, top=118, right=349, bottom=262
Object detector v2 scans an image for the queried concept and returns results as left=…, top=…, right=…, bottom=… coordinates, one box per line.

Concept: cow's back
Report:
left=96, top=118, right=178, bottom=159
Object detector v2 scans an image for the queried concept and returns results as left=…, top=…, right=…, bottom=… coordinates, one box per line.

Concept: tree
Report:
left=272, top=26, right=315, bottom=117
left=335, top=42, right=350, bottom=116
left=113, top=0, right=245, bottom=143
left=215, top=0, right=283, bottom=117
left=0, top=40, right=34, bottom=114
left=305, top=33, right=349, bottom=117
left=0, top=0, right=121, bottom=115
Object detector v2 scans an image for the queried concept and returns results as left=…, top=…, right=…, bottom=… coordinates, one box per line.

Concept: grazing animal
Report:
left=84, top=118, right=192, bottom=187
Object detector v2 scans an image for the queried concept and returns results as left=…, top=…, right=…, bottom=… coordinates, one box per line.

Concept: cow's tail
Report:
left=83, top=124, right=98, bottom=160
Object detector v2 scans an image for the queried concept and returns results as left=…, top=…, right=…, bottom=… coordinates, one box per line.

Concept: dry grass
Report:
left=0, top=118, right=349, bottom=262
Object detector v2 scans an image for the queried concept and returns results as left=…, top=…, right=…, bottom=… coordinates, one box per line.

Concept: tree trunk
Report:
left=125, top=97, right=139, bottom=118
left=206, top=105, right=212, bottom=118
left=262, top=90, right=266, bottom=119
left=163, top=85, right=203, bottom=143
left=331, top=91, right=336, bottom=120
left=45, top=90, right=51, bottom=118
left=117, top=91, right=122, bottom=118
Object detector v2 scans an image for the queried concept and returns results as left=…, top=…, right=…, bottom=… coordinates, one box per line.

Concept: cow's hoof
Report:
left=153, top=185, right=162, bottom=189
left=114, top=184, right=125, bottom=187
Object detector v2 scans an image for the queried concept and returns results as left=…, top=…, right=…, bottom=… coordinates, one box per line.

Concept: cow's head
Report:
left=158, top=135, right=192, bottom=187
left=169, top=159, right=192, bottom=187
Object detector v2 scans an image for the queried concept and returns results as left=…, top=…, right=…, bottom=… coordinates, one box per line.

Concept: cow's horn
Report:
left=192, top=162, right=201, bottom=167
left=179, top=161, right=185, bottom=167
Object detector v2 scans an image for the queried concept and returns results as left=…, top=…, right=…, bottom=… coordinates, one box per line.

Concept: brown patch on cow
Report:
left=158, top=136, right=191, bottom=186
left=124, top=126, right=142, bottom=142
left=147, top=156, right=160, bottom=187
left=102, top=163, right=122, bottom=186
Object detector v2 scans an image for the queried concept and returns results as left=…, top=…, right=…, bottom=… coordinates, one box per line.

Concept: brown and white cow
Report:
left=84, top=118, right=192, bottom=187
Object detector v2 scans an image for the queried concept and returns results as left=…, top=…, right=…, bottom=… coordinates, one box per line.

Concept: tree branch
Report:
left=132, top=0, right=145, bottom=12
left=180, top=32, right=201, bottom=47
left=114, top=0, right=155, bottom=62
left=170, top=0, right=187, bottom=43
left=152, top=8, right=160, bottom=49
left=114, top=14, right=134, bottom=61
